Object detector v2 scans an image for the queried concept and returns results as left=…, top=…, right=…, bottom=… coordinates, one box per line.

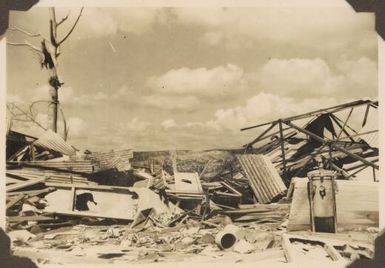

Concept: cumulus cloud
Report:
left=251, top=57, right=377, bottom=99
left=253, top=58, right=334, bottom=96
left=146, top=64, right=247, bottom=100
left=199, top=92, right=338, bottom=131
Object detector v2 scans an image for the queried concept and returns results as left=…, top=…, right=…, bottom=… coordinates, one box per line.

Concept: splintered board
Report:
left=288, top=180, right=378, bottom=231
left=282, top=233, right=344, bottom=262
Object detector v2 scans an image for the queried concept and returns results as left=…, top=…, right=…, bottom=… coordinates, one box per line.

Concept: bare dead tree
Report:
left=8, top=7, right=83, bottom=133
left=7, top=101, right=69, bottom=140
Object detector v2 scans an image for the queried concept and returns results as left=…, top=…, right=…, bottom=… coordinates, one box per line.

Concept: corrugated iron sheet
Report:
left=34, top=129, right=76, bottom=156
left=86, top=149, right=133, bottom=172
left=174, top=172, right=203, bottom=193
left=19, top=160, right=98, bottom=174
left=237, top=154, right=287, bottom=204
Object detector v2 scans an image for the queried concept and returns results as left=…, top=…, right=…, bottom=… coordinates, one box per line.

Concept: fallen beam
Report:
left=6, top=177, right=46, bottom=192
left=284, top=121, right=379, bottom=169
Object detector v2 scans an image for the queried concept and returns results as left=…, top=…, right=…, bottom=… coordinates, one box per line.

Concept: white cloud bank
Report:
left=147, top=64, right=246, bottom=100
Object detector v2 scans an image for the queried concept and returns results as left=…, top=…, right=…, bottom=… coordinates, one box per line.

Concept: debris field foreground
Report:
left=5, top=99, right=379, bottom=264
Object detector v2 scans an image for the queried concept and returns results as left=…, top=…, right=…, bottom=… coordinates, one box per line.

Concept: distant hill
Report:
left=131, top=149, right=244, bottom=179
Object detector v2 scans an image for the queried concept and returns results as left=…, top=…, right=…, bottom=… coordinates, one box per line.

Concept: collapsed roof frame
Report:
left=241, top=99, right=379, bottom=181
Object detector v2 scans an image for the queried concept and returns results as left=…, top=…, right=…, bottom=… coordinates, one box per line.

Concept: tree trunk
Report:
left=49, top=85, right=58, bottom=132
left=49, top=7, right=58, bottom=133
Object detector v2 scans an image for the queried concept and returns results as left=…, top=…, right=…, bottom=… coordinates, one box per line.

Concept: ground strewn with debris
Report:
left=5, top=99, right=380, bottom=265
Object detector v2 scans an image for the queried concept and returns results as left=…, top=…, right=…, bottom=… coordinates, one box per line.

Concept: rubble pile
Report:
left=5, top=99, right=380, bottom=264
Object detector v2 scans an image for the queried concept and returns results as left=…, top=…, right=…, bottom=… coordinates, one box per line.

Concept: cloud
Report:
left=173, top=7, right=376, bottom=56
left=335, top=57, right=377, bottom=94
left=7, top=93, right=25, bottom=104
left=94, top=91, right=109, bottom=100
left=200, top=31, right=224, bottom=46
left=143, top=94, right=200, bottom=111
left=73, top=8, right=161, bottom=37
left=251, top=57, right=377, bottom=99
left=201, top=92, right=338, bottom=131
left=254, top=58, right=334, bottom=96
left=146, top=64, right=247, bottom=100
left=17, top=85, right=75, bottom=103
left=119, top=117, right=150, bottom=132
left=161, top=119, right=177, bottom=129
left=67, top=117, right=87, bottom=138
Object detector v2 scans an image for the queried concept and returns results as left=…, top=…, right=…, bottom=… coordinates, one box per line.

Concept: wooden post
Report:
left=336, top=108, right=353, bottom=140
left=278, top=120, right=287, bottom=181
left=328, top=143, right=332, bottom=169
left=373, top=167, right=377, bottom=182
left=30, top=144, right=35, bottom=161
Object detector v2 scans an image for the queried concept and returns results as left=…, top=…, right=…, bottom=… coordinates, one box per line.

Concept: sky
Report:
left=6, top=4, right=378, bottom=151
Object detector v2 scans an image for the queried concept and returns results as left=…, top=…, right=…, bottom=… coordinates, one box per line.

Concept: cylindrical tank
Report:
left=215, top=224, right=240, bottom=250
left=307, top=169, right=337, bottom=233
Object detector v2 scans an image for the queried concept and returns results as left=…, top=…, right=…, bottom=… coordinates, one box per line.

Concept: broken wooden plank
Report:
left=7, top=215, right=55, bottom=223
left=7, top=187, right=56, bottom=198
left=130, top=208, right=154, bottom=229
left=221, top=181, right=242, bottom=197
left=6, top=194, right=25, bottom=209
left=282, top=233, right=344, bottom=262
left=6, top=177, right=46, bottom=192
left=282, top=233, right=296, bottom=263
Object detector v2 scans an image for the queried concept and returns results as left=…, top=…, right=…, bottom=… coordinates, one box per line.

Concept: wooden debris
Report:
left=6, top=177, right=46, bottom=192
left=282, top=233, right=344, bottom=262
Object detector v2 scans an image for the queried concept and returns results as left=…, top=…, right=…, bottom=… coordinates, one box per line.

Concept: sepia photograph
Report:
left=2, top=1, right=382, bottom=267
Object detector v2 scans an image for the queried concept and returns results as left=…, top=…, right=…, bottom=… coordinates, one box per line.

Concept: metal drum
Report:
left=307, top=169, right=337, bottom=233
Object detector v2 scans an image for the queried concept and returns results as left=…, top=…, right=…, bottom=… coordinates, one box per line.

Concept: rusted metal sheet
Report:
left=33, top=129, right=76, bottom=156
left=236, top=154, right=287, bottom=204
left=174, top=172, right=203, bottom=193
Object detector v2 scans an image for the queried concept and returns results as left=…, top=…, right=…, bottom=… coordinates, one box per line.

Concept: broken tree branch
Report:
left=57, top=7, right=84, bottom=46
left=7, top=41, right=42, bottom=54
left=7, top=102, right=47, bottom=131
left=8, top=27, right=48, bottom=41
left=57, top=11, right=70, bottom=26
